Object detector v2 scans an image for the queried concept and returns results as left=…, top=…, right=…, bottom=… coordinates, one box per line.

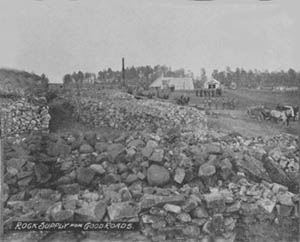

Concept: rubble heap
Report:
left=0, top=98, right=50, bottom=135
left=3, top=128, right=299, bottom=241
left=73, top=92, right=207, bottom=137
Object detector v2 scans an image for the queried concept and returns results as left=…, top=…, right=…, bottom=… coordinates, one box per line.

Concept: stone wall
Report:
left=0, top=98, right=51, bottom=136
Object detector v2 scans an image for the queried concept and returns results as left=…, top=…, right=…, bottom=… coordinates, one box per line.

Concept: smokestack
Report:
left=122, top=58, right=125, bottom=86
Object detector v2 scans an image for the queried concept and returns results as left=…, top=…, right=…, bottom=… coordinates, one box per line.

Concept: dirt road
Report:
left=207, top=110, right=299, bottom=137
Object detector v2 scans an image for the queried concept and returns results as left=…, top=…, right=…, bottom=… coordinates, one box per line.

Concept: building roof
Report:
left=204, top=78, right=220, bottom=85
left=150, top=77, right=194, bottom=90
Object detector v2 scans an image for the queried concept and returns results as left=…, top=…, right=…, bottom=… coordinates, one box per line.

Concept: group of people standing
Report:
left=195, top=88, right=222, bottom=97
left=203, top=97, right=237, bottom=110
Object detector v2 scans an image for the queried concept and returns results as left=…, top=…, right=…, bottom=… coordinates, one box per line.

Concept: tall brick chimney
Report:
left=122, top=58, right=125, bottom=87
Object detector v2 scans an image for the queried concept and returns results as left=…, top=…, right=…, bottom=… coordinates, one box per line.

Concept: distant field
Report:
left=166, top=88, right=299, bottom=109
left=222, top=88, right=299, bottom=108
left=156, top=88, right=299, bottom=136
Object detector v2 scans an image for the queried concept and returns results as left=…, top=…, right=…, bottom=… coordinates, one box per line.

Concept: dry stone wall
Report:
left=0, top=98, right=50, bottom=136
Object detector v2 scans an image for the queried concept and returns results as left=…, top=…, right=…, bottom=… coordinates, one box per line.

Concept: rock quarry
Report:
left=2, top=91, right=299, bottom=242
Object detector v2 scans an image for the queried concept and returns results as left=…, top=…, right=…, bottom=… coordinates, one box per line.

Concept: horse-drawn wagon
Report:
left=247, top=104, right=299, bottom=126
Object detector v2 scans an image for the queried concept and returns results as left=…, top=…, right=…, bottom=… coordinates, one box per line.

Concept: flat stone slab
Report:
left=107, top=201, right=140, bottom=221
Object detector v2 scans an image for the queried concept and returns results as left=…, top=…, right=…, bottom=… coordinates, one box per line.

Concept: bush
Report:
left=45, top=90, right=58, bottom=102
left=0, top=92, right=22, bottom=100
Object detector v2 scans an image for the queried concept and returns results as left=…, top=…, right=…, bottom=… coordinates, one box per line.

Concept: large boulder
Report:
left=174, top=168, right=185, bottom=184
left=235, top=154, right=271, bottom=182
left=75, top=201, right=106, bottom=221
left=84, top=132, right=97, bottom=146
left=58, top=183, right=80, bottom=195
left=6, top=158, right=26, bottom=170
left=203, top=143, right=222, bottom=154
left=107, top=143, right=125, bottom=162
left=149, top=149, right=164, bottom=163
left=198, top=164, right=216, bottom=177
left=47, top=139, right=71, bottom=157
left=76, top=167, right=96, bottom=185
left=147, top=165, right=170, bottom=186
left=90, top=164, right=106, bottom=175
left=263, top=156, right=292, bottom=187
left=79, top=144, right=94, bottom=154
left=34, top=163, right=51, bottom=183
left=107, top=201, right=140, bottom=221
left=140, top=194, right=185, bottom=210
left=94, top=200, right=108, bottom=220
left=95, top=142, right=108, bottom=153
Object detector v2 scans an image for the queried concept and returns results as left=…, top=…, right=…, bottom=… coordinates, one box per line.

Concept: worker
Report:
left=215, top=98, right=218, bottom=110
left=204, top=98, right=208, bottom=109
left=222, top=98, right=226, bottom=110
left=208, top=98, right=212, bottom=110
left=200, top=89, right=203, bottom=97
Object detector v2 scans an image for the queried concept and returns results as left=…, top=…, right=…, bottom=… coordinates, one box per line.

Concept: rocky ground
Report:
left=2, top=91, right=299, bottom=242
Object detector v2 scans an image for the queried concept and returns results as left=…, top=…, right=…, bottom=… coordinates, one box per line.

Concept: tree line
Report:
left=210, top=67, right=299, bottom=88
left=63, top=65, right=191, bottom=88
left=63, top=66, right=299, bottom=89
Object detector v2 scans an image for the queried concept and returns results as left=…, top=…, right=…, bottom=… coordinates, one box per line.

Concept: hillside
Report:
left=0, top=68, right=49, bottom=97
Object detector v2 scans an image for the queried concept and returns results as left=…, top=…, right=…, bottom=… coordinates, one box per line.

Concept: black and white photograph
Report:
left=0, top=0, right=299, bottom=241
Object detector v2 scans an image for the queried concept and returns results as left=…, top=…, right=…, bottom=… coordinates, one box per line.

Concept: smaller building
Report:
left=204, top=78, right=220, bottom=89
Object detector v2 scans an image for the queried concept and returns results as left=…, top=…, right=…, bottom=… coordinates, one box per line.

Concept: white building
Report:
left=150, top=77, right=194, bottom=90
left=203, top=78, right=220, bottom=89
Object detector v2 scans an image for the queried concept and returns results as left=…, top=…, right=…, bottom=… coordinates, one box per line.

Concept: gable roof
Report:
left=204, top=78, right=220, bottom=85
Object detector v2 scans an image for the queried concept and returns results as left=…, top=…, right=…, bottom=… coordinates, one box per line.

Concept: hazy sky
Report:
left=0, top=0, right=299, bottom=83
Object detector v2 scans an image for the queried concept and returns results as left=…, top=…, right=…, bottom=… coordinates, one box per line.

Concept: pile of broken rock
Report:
left=3, top=127, right=299, bottom=241
left=72, top=92, right=207, bottom=138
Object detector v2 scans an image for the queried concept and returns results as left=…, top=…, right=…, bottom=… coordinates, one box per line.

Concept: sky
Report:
left=0, top=0, right=299, bottom=83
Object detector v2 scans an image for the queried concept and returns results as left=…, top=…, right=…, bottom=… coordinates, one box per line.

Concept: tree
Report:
left=77, top=71, right=84, bottom=83
left=200, top=68, right=207, bottom=83
left=212, top=69, right=219, bottom=80
left=63, top=74, right=73, bottom=85
left=40, top=73, right=49, bottom=88
left=288, top=68, right=297, bottom=83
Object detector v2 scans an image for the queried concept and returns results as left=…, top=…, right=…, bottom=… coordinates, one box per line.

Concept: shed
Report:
left=204, top=78, right=220, bottom=89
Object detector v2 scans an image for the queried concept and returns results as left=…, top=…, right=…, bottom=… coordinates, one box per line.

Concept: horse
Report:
left=270, top=109, right=291, bottom=126
left=247, top=105, right=266, bottom=121
left=261, top=108, right=272, bottom=120
left=275, top=104, right=296, bottom=123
